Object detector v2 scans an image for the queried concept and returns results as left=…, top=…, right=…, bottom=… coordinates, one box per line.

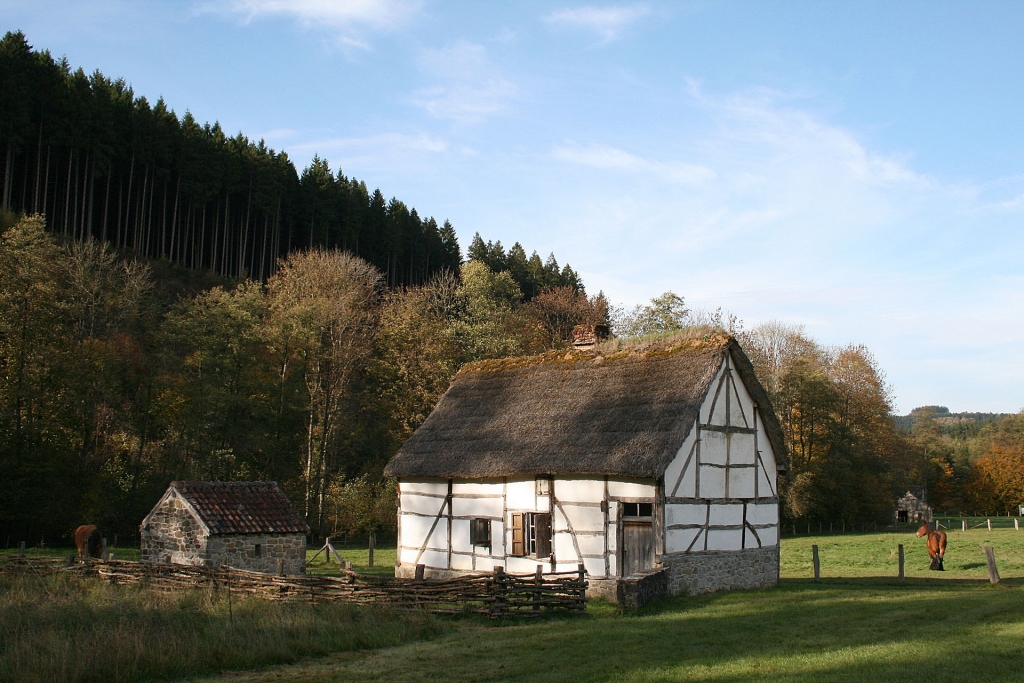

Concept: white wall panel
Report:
left=748, top=504, right=778, bottom=526
left=450, top=553, right=474, bottom=570
left=558, top=505, right=604, bottom=532
left=417, top=549, right=448, bottom=568
left=452, top=480, right=503, bottom=495
left=451, top=495, right=503, bottom=518
left=666, top=503, right=706, bottom=527
left=729, top=433, right=756, bottom=465
left=709, top=503, right=744, bottom=526
left=401, top=493, right=447, bottom=517
left=553, top=534, right=577, bottom=561
left=607, top=478, right=656, bottom=498
left=665, top=432, right=698, bottom=496
left=699, top=465, right=726, bottom=497
left=554, top=478, right=604, bottom=501
left=666, top=527, right=701, bottom=553
left=506, top=556, right=548, bottom=574
left=706, top=528, right=743, bottom=551
left=400, top=480, right=448, bottom=495
left=505, top=479, right=536, bottom=510
left=400, top=514, right=439, bottom=543
left=701, top=431, right=728, bottom=466
left=450, top=519, right=471, bottom=553
left=756, top=526, right=778, bottom=547
left=728, top=466, right=755, bottom=499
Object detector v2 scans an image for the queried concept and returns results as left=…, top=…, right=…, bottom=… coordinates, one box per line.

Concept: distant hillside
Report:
left=894, top=406, right=1013, bottom=434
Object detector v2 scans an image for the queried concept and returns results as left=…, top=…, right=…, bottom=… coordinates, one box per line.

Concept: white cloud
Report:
left=552, top=142, right=717, bottom=184
left=544, top=4, right=650, bottom=43
left=413, top=42, right=517, bottom=123
left=199, top=0, right=420, bottom=46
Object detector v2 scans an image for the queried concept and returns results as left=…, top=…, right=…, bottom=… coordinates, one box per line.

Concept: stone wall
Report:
left=661, top=546, right=779, bottom=596
left=206, top=533, right=307, bottom=575
left=140, top=495, right=207, bottom=566
left=617, top=568, right=669, bottom=609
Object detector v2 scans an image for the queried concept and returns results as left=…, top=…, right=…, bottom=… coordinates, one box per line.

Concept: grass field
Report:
left=5, top=526, right=1024, bottom=682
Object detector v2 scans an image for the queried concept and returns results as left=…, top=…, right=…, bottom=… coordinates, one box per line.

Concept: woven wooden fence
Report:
left=0, top=557, right=587, bottom=617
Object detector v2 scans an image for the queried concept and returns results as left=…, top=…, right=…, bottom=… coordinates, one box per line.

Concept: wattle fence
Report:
left=0, top=556, right=587, bottom=618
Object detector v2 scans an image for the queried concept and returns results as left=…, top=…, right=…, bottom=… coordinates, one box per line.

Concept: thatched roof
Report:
left=385, top=330, right=787, bottom=479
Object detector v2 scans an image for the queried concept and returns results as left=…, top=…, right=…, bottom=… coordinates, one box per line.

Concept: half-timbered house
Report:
left=384, top=330, right=787, bottom=600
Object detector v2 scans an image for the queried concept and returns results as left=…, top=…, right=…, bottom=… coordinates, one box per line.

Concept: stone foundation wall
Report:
left=661, top=546, right=779, bottom=596
left=140, top=497, right=207, bottom=566
left=617, top=568, right=669, bottom=609
left=206, top=533, right=306, bottom=575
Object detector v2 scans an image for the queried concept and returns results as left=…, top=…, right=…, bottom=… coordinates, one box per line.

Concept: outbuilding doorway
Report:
left=620, top=501, right=656, bottom=577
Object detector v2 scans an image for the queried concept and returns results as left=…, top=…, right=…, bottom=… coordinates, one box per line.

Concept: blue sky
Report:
left=6, top=1, right=1024, bottom=413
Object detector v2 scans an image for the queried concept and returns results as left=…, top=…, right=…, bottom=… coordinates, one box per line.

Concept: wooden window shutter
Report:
left=534, top=513, right=551, bottom=558
left=511, top=513, right=525, bottom=556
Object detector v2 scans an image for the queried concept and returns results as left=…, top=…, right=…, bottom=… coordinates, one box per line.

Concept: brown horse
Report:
left=917, top=523, right=947, bottom=570
left=74, top=525, right=103, bottom=558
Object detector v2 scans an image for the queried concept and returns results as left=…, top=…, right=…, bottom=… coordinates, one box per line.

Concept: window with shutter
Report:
left=510, top=512, right=525, bottom=556
left=533, top=513, right=551, bottom=558
left=470, top=518, right=491, bottom=546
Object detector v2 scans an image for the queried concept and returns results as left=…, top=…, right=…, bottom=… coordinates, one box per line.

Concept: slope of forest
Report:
left=0, top=30, right=584, bottom=293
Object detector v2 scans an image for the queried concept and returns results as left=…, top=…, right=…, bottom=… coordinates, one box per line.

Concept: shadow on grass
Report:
left=276, top=580, right=1024, bottom=683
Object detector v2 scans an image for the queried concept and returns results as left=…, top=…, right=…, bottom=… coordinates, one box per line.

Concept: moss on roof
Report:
left=385, top=330, right=786, bottom=480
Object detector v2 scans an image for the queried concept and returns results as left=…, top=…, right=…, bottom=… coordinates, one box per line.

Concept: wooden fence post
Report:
left=577, top=563, right=586, bottom=609
left=987, top=519, right=992, bottom=531
left=812, top=545, right=820, bottom=582
left=415, top=563, right=425, bottom=581
left=101, top=538, right=107, bottom=562
left=18, top=541, right=24, bottom=558
left=369, top=533, right=375, bottom=568
left=984, top=546, right=1000, bottom=584
left=962, top=520, right=967, bottom=531
left=533, top=565, right=542, bottom=611
left=1016, top=518, right=1020, bottom=531
left=276, top=558, right=284, bottom=576
left=67, top=554, right=76, bottom=566
left=493, top=566, right=505, bottom=617
left=898, top=544, right=905, bottom=582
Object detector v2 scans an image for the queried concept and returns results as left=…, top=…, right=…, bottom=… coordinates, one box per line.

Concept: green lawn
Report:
left=781, top=527, right=1024, bottom=580
left=7, top=529, right=1024, bottom=683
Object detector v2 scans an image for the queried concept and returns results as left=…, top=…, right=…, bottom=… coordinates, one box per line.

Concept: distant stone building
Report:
left=140, top=481, right=308, bottom=574
left=895, top=488, right=933, bottom=525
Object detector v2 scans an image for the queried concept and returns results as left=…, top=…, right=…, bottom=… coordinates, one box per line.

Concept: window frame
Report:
left=470, top=518, right=491, bottom=547
left=509, top=512, right=551, bottom=558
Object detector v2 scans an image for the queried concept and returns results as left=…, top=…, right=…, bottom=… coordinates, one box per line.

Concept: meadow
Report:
left=2, top=524, right=1023, bottom=683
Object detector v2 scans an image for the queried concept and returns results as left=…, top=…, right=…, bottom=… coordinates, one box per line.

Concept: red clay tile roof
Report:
left=170, top=481, right=309, bottom=535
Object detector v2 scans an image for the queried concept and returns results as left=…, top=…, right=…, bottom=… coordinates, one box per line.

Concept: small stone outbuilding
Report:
left=895, top=489, right=933, bottom=525
left=141, top=481, right=308, bottom=574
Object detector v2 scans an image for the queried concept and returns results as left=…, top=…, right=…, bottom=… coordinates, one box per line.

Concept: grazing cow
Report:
left=917, top=522, right=947, bottom=571
left=74, top=525, right=103, bottom=559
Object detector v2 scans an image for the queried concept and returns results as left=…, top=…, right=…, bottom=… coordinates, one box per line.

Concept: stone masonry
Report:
left=205, top=533, right=306, bottom=575
left=660, top=546, right=779, bottom=596
left=140, top=495, right=207, bottom=566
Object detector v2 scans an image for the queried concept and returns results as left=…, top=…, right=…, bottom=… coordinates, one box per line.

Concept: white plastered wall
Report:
left=663, top=350, right=780, bottom=554
left=396, top=475, right=657, bottom=578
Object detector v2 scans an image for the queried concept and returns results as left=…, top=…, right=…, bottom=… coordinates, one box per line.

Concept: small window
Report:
left=254, top=543, right=262, bottom=557
left=470, top=518, right=491, bottom=546
left=535, top=477, right=551, bottom=496
left=510, top=512, right=551, bottom=558
left=622, top=502, right=653, bottom=517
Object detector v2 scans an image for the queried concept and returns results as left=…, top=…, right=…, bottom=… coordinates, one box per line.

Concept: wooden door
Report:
left=621, top=521, right=655, bottom=576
